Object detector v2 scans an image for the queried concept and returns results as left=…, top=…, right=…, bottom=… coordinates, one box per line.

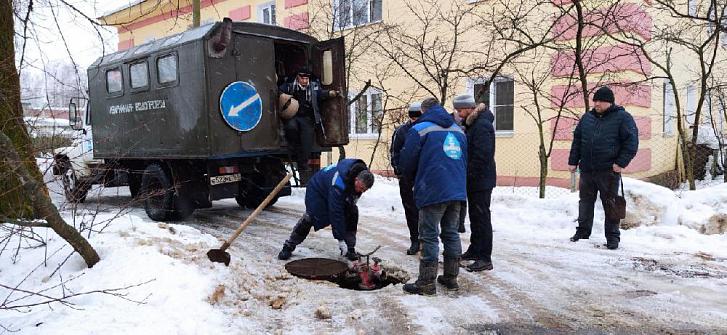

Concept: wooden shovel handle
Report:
left=220, top=173, right=293, bottom=251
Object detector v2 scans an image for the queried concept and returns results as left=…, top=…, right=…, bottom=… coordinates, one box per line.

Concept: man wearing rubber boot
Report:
left=568, top=86, right=638, bottom=250
left=399, top=98, right=467, bottom=295
left=390, top=101, right=423, bottom=255
left=277, top=159, right=374, bottom=260
left=454, top=95, right=497, bottom=272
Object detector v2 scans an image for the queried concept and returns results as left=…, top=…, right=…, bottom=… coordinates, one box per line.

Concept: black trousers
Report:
left=466, top=188, right=493, bottom=262
left=398, top=176, right=419, bottom=243
left=284, top=214, right=313, bottom=249
left=577, top=170, right=621, bottom=241
left=284, top=115, right=315, bottom=170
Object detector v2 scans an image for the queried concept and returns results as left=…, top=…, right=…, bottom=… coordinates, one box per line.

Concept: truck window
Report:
left=106, top=68, right=122, bottom=94
left=130, top=61, right=149, bottom=89
left=157, top=54, right=177, bottom=84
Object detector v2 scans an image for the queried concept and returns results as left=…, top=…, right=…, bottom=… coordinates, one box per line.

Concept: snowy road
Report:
left=10, top=169, right=725, bottom=334
left=180, top=183, right=727, bottom=334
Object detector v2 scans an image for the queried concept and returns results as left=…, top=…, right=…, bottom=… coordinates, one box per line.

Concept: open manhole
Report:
left=285, top=257, right=407, bottom=291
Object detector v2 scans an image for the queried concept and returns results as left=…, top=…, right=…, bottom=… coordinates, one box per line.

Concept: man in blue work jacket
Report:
left=399, top=98, right=467, bottom=295
left=278, top=159, right=375, bottom=260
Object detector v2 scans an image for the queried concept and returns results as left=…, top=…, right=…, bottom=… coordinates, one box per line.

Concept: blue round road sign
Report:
left=219, top=81, right=263, bottom=132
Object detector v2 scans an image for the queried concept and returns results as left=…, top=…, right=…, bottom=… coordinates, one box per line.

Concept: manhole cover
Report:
left=285, top=258, right=348, bottom=280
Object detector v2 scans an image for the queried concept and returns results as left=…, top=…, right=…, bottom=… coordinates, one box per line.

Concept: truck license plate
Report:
left=209, top=173, right=241, bottom=186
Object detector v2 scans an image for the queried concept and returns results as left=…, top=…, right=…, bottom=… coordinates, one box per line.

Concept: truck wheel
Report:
left=141, top=164, right=175, bottom=221
left=236, top=173, right=280, bottom=209
left=62, top=166, right=89, bottom=203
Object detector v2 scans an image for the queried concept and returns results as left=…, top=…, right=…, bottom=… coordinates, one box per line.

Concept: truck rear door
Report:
left=314, top=37, right=348, bottom=146
left=233, top=35, right=280, bottom=151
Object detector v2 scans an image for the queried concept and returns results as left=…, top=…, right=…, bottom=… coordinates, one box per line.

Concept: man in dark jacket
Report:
left=279, top=67, right=339, bottom=174
left=277, top=159, right=375, bottom=260
left=390, top=102, right=423, bottom=255
left=568, top=86, right=639, bottom=250
left=400, top=98, right=467, bottom=295
left=453, top=94, right=496, bottom=272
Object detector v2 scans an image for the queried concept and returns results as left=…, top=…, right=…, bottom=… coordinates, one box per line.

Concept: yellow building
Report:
left=100, top=0, right=727, bottom=187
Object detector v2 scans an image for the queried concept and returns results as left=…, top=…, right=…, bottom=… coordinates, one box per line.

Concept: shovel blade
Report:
left=207, top=249, right=231, bottom=266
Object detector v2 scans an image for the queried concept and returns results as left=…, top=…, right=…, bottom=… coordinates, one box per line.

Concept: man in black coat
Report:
left=453, top=94, right=497, bottom=272
left=279, top=67, right=338, bottom=175
left=390, top=102, right=423, bottom=255
left=568, top=86, right=639, bottom=250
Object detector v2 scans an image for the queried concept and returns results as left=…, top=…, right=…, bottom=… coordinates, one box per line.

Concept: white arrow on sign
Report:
left=228, top=93, right=261, bottom=117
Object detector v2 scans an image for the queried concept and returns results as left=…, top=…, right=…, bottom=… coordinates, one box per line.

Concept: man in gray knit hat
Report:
left=453, top=94, right=497, bottom=272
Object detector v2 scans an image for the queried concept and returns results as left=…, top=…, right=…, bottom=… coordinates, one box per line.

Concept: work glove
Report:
left=338, top=240, right=347, bottom=256
left=328, top=90, right=339, bottom=97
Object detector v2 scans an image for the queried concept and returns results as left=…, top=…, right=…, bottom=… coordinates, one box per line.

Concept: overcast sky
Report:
left=15, top=0, right=130, bottom=72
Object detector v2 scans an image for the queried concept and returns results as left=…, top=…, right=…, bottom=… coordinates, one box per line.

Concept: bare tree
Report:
left=2, top=1, right=100, bottom=267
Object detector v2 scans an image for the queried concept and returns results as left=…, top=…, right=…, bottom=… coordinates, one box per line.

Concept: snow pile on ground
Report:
left=0, top=213, right=233, bottom=334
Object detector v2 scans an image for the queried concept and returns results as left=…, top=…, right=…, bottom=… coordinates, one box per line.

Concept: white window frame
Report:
left=663, top=80, right=676, bottom=137
left=258, top=2, right=276, bottom=25
left=465, top=76, right=515, bottom=136
left=333, top=0, right=383, bottom=31
left=348, top=88, right=383, bottom=138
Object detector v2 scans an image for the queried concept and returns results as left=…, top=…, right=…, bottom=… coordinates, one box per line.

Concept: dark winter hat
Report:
left=356, top=170, right=375, bottom=190
left=408, top=102, right=422, bottom=118
left=452, top=94, right=476, bottom=109
left=593, top=86, right=615, bottom=104
left=296, top=66, right=313, bottom=77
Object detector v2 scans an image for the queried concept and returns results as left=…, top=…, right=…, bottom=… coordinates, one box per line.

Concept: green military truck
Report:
left=53, top=19, right=349, bottom=221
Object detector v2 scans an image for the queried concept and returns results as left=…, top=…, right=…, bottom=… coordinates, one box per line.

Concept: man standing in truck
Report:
left=279, top=67, right=339, bottom=179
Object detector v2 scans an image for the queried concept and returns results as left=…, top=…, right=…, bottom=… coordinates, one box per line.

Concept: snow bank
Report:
left=0, top=213, right=232, bottom=334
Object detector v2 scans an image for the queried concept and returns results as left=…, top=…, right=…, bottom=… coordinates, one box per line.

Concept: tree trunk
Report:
left=192, top=0, right=200, bottom=27
left=0, top=1, right=99, bottom=267
left=0, top=0, right=42, bottom=218
left=538, top=144, right=548, bottom=199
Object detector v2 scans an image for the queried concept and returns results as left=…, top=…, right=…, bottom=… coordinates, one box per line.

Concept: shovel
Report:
left=207, top=173, right=293, bottom=266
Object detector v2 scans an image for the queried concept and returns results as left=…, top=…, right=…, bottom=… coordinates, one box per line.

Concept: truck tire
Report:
left=141, top=164, right=175, bottom=221
left=235, top=172, right=280, bottom=209
left=62, top=166, right=89, bottom=203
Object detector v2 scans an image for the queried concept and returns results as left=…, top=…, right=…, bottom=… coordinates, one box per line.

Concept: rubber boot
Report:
left=403, top=261, right=437, bottom=296
left=277, top=244, right=294, bottom=260
left=437, top=257, right=460, bottom=290
left=406, top=240, right=420, bottom=255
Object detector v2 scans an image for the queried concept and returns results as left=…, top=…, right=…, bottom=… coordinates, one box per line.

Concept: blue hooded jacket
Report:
left=400, top=104, right=467, bottom=208
left=305, top=158, right=366, bottom=243
left=568, top=105, right=639, bottom=172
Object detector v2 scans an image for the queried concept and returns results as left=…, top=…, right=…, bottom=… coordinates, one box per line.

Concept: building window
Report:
left=333, top=0, right=383, bottom=30
left=258, top=2, right=276, bottom=25
left=686, top=84, right=697, bottom=125
left=688, top=0, right=698, bottom=16
left=106, top=68, right=122, bottom=94
left=471, top=77, right=514, bottom=132
left=663, top=80, right=676, bottom=136
left=349, top=88, right=383, bottom=136
left=157, top=54, right=178, bottom=84
left=129, top=61, right=149, bottom=89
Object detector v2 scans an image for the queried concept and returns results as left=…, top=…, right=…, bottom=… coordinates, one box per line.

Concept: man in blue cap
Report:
left=400, top=98, right=467, bottom=295
left=390, top=101, right=423, bottom=255
left=277, top=158, right=374, bottom=260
